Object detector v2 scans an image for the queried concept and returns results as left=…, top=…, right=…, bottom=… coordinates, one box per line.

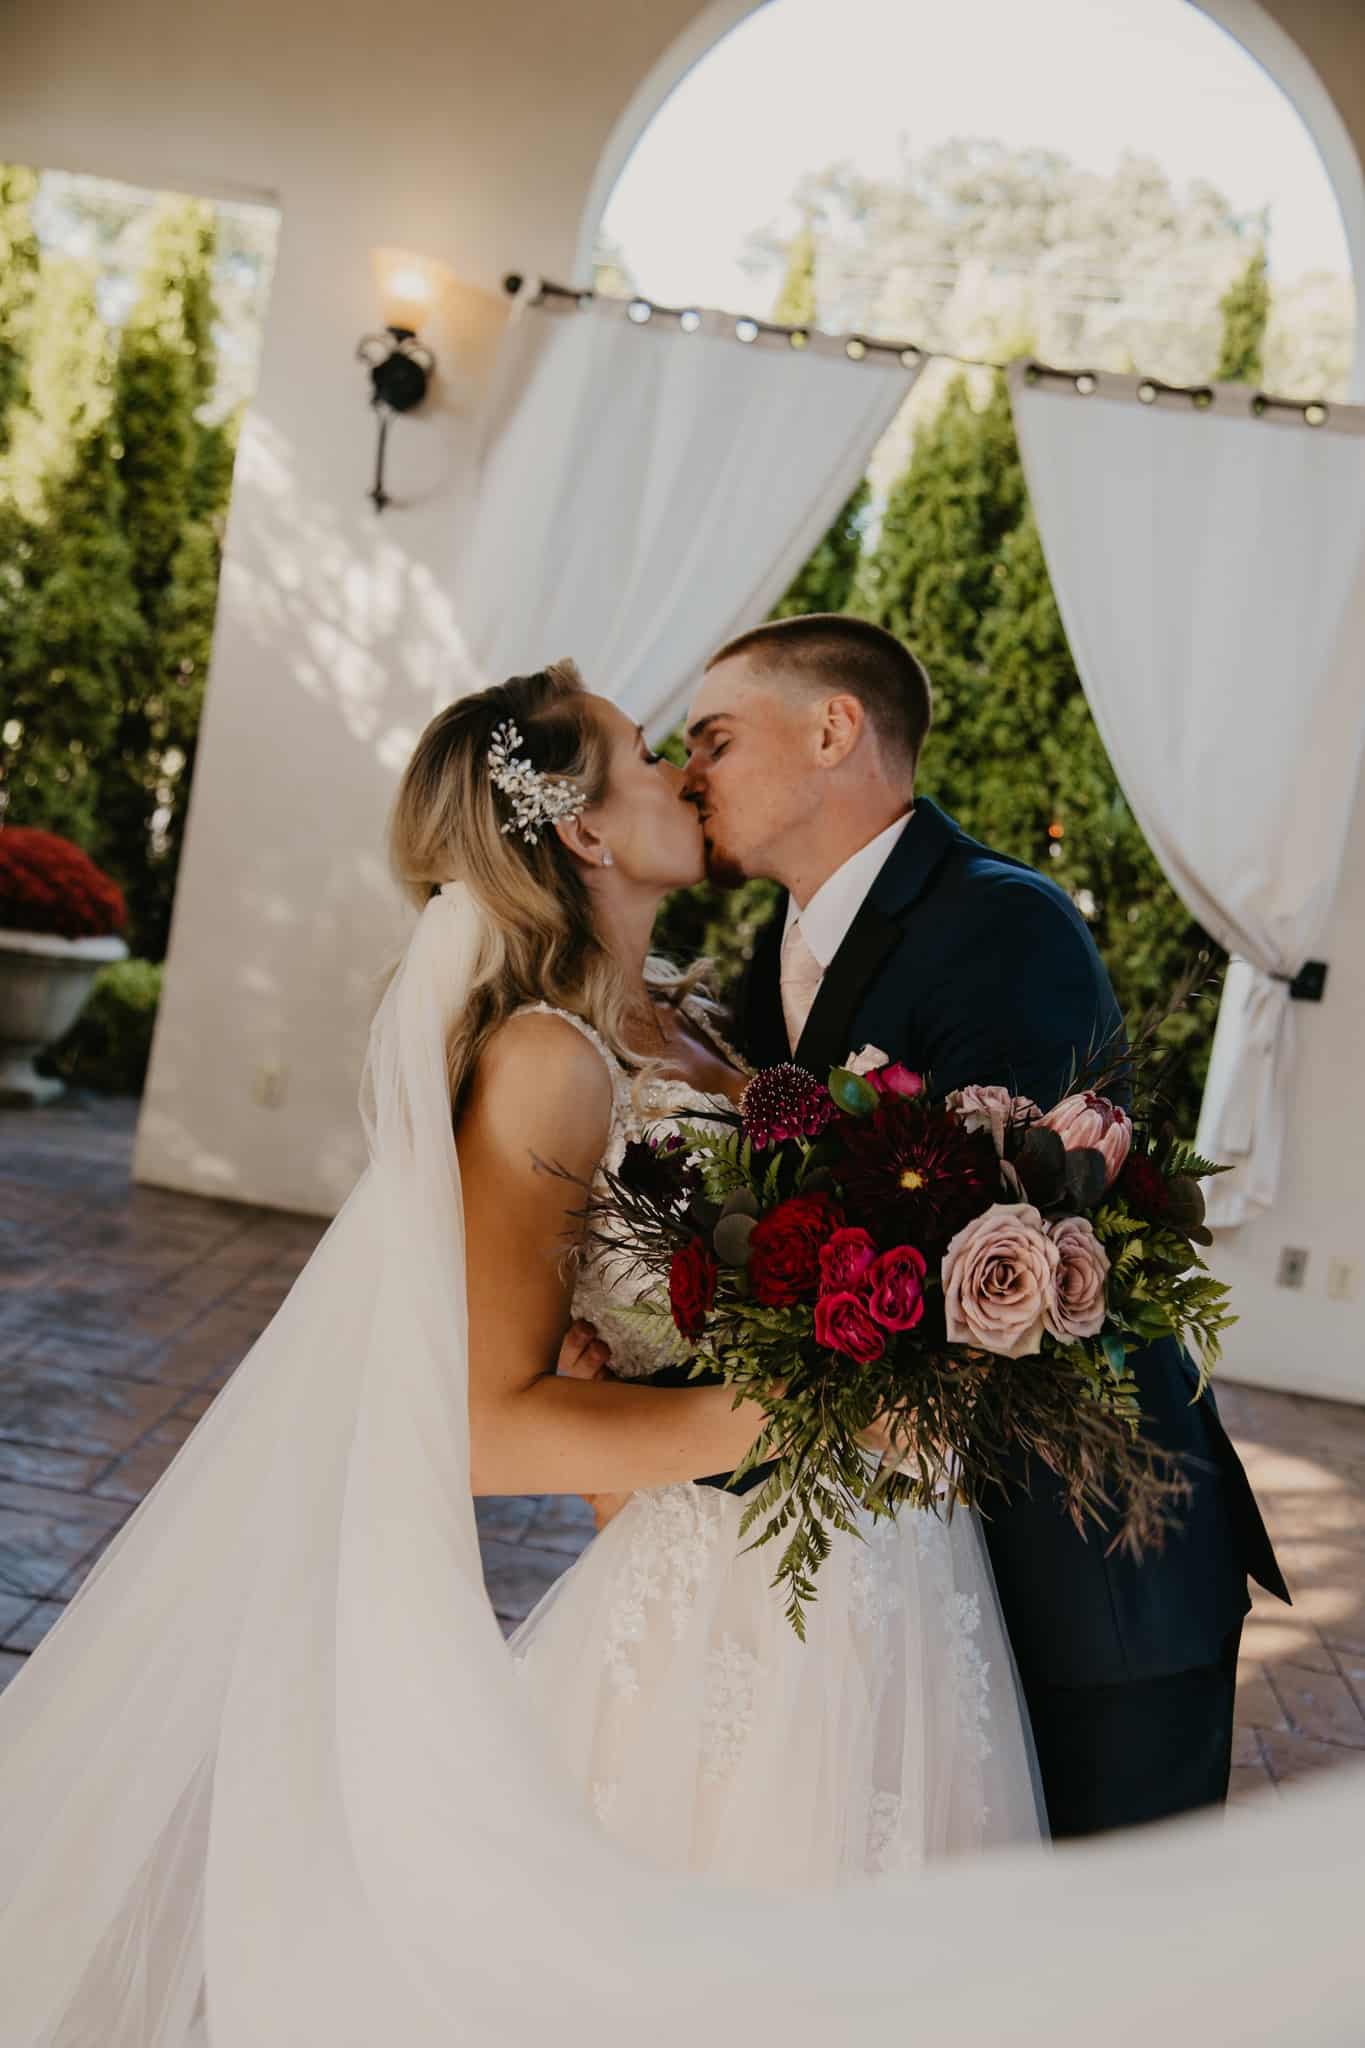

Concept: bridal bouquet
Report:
left=585, top=1042, right=1235, bottom=1636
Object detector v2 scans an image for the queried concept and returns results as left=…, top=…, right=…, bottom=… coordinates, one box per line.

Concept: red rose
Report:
left=668, top=1237, right=718, bottom=1339
left=818, top=1226, right=878, bottom=1296
left=866, top=1244, right=928, bottom=1332
left=813, top=1290, right=886, bottom=1364
left=748, top=1192, right=844, bottom=1307
left=869, top=1062, right=925, bottom=1100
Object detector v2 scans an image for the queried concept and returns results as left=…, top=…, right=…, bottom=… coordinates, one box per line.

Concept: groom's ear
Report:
left=816, top=692, right=866, bottom=768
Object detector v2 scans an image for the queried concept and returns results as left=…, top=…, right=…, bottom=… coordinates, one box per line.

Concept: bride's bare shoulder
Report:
left=463, top=1009, right=615, bottom=1171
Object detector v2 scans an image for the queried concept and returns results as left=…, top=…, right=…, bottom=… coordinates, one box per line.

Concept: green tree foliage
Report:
left=0, top=423, right=145, bottom=847
left=1215, top=242, right=1270, bottom=385
left=2, top=255, right=112, bottom=516
left=770, top=219, right=816, bottom=327
left=0, top=165, right=40, bottom=449
left=93, top=197, right=227, bottom=954
left=0, top=173, right=237, bottom=963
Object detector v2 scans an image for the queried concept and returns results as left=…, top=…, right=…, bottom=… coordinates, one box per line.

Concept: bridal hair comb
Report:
left=486, top=718, right=588, bottom=845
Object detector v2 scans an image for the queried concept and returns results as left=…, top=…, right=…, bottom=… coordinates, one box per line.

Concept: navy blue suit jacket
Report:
left=728, top=796, right=1287, bottom=1690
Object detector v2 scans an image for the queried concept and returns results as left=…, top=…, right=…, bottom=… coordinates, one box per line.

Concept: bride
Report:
left=0, top=659, right=1037, bottom=2044
left=425, top=667, right=1044, bottom=1884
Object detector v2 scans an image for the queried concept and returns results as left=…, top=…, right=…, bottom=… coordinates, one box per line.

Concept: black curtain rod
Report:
left=502, top=274, right=1333, bottom=422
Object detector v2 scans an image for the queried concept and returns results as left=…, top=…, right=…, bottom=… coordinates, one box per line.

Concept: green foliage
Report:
left=1215, top=242, right=1270, bottom=386
left=37, top=956, right=163, bottom=1095
left=0, top=165, right=40, bottom=448
left=1, top=255, right=112, bottom=516
left=770, top=219, right=816, bottom=327
left=0, top=424, right=146, bottom=846
left=0, top=174, right=235, bottom=971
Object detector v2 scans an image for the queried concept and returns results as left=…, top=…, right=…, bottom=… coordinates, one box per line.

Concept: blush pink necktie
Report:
left=780, top=917, right=825, bottom=1055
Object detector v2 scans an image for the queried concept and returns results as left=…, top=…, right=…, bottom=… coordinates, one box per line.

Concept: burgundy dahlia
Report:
left=618, top=1135, right=701, bottom=1210
left=1118, top=1152, right=1171, bottom=1222
left=740, top=1063, right=838, bottom=1149
left=834, top=1098, right=999, bottom=1259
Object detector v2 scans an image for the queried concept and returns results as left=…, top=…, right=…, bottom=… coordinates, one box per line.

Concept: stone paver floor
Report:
left=2, top=1093, right=1363, bottom=1809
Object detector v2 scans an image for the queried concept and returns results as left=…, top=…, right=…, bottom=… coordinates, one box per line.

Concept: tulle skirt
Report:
left=509, top=1482, right=1045, bottom=1888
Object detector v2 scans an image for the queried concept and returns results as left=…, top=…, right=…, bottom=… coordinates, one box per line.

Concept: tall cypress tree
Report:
left=1215, top=243, right=1270, bottom=385
left=0, top=421, right=145, bottom=845
left=2, top=254, right=110, bottom=517
left=0, top=164, right=40, bottom=454
left=101, top=196, right=223, bottom=952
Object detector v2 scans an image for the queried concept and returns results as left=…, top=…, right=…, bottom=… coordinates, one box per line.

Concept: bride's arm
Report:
left=461, top=1012, right=771, bottom=1497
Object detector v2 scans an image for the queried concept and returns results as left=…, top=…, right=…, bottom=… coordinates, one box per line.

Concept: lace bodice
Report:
left=515, top=999, right=747, bottom=1378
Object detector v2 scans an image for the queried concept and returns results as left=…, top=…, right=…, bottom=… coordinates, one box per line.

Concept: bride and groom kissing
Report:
left=0, top=612, right=1294, bottom=2040
left=452, top=609, right=1287, bottom=1867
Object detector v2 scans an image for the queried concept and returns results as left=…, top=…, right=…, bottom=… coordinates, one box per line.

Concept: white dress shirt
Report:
left=782, top=810, right=914, bottom=973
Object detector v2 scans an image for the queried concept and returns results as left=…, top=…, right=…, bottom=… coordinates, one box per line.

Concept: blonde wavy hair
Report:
left=389, top=660, right=706, bottom=1113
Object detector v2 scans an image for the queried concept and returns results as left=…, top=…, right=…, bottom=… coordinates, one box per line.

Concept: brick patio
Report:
left=2, top=1092, right=1363, bottom=1806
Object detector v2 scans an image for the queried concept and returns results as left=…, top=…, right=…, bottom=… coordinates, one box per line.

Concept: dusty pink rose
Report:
left=813, top=1290, right=887, bottom=1364
left=819, top=1227, right=879, bottom=1295
left=1039, top=1092, right=1133, bottom=1189
left=866, top=1244, right=928, bottom=1332
left=1044, top=1215, right=1111, bottom=1341
left=941, top=1203, right=1060, bottom=1359
left=946, top=1084, right=1040, bottom=1158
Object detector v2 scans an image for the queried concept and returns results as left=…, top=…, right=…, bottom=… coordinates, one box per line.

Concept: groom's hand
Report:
left=555, top=1319, right=633, bottom=1533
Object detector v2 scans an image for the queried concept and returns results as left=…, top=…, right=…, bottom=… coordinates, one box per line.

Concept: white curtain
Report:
left=1010, top=367, right=1365, bottom=1227
left=457, top=292, right=919, bottom=735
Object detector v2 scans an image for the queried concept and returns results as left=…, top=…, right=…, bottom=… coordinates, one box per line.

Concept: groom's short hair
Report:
left=705, top=614, right=932, bottom=773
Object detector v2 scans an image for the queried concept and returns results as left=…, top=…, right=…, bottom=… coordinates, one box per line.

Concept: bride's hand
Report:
left=555, top=1321, right=633, bottom=1533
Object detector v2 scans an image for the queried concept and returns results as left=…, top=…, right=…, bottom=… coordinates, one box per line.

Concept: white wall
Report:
left=4, top=0, right=1365, bottom=1405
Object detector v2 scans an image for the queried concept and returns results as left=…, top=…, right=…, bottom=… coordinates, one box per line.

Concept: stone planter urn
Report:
left=0, top=826, right=132, bottom=1107
left=0, top=928, right=130, bottom=1105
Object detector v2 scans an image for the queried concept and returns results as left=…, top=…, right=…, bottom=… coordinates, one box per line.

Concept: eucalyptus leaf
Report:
left=828, top=1067, right=879, bottom=1116
left=1064, top=1146, right=1107, bottom=1209
left=718, top=1187, right=760, bottom=1221
left=713, top=1212, right=757, bottom=1266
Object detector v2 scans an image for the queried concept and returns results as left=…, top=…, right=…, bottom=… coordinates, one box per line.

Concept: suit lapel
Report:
left=736, top=798, right=968, bottom=1077
left=793, top=903, right=901, bottom=1078
left=793, top=798, right=964, bottom=1077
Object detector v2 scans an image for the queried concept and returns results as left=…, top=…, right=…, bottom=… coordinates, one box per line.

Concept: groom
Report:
left=680, top=612, right=1288, bottom=1840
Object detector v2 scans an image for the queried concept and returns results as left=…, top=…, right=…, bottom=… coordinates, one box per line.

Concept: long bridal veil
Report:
left=0, top=883, right=1360, bottom=2046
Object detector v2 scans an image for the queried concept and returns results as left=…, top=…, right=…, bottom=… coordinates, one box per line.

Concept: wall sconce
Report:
left=356, top=248, right=450, bottom=512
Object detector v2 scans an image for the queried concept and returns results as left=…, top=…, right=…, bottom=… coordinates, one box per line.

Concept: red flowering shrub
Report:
left=0, top=828, right=127, bottom=940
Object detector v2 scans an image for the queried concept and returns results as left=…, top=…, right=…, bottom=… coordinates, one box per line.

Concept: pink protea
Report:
left=740, top=1063, right=838, bottom=1149
left=1039, top=1093, right=1133, bottom=1189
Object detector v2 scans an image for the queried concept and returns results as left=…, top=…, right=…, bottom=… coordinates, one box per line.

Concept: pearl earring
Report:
left=601, top=851, right=614, bottom=868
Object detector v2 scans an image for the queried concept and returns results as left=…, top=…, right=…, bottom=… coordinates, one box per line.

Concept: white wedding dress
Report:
left=0, top=884, right=1358, bottom=2045
left=508, top=1002, right=1043, bottom=1885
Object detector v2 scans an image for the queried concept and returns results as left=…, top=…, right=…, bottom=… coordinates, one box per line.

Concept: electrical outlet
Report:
left=1327, top=1258, right=1359, bottom=1303
left=1276, top=1245, right=1309, bottom=1290
left=252, top=1062, right=287, bottom=1109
